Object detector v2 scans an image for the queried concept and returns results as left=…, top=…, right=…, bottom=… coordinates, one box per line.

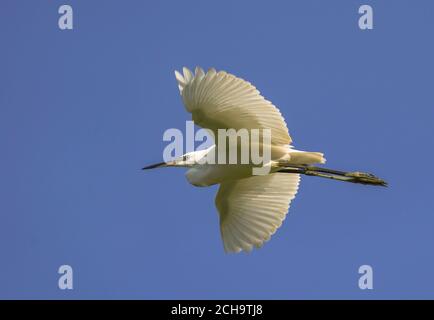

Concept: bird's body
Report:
left=143, top=67, right=386, bottom=253
left=184, top=144, right=325, bottom=187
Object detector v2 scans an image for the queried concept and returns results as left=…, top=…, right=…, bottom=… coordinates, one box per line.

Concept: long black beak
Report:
left=142, top=161, right=167, bottom=170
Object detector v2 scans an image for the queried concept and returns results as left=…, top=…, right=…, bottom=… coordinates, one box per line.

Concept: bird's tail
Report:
left=283, top=150, right=326, bottom=165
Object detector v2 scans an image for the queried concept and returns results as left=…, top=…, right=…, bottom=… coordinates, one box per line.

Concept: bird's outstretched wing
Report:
left=175, top=67, right=292, bottom=146
left=215, top=173, right=300, bottom=253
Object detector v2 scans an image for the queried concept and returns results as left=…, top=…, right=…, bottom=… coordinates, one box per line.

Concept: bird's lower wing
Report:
left=215, top=173, right=300, bottom=253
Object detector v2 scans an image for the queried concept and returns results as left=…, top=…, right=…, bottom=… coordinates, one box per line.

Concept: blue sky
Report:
left=1, top=0, right=433, bottom=299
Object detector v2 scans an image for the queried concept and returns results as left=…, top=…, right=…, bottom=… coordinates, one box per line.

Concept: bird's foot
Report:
left=344, top=171, right=388, bottom=187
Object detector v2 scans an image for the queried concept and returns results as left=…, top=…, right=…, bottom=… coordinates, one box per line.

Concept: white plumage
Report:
left=175, top=67, right=292, bottom=146
left=216, top=173, right=300, bottom=253
left=174, top=67, right=324, bottom=253
left=145, top=67, right=327, bottom=253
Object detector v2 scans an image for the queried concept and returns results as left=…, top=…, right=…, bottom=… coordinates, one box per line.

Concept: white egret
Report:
left=143, top=67, right=386, bottom=253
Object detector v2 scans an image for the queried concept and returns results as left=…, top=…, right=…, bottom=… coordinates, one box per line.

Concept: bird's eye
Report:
left=183, top=155, right=188, bottom=161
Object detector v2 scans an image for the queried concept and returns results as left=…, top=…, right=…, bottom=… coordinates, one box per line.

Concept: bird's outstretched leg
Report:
left=277, top=164, right=387, bottom=187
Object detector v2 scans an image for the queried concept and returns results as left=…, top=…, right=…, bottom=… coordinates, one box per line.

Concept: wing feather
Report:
left=175, top=67, right=292, bottom=145
left=215, top=173, right=300, bottom=253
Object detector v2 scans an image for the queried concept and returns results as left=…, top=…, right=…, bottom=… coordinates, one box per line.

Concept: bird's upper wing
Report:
left=175, top=67, right=292, bottom=145
left=215, top=173, right=300, bottom=253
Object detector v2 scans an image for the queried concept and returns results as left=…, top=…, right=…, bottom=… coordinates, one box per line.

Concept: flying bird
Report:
left=143, top=67, right=386, bottom=253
